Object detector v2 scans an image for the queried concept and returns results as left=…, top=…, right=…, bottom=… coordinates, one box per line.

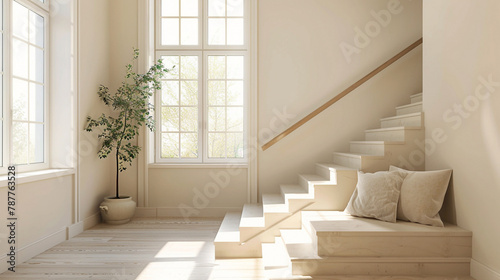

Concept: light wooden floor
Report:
left=0, top=218, right=475, bottom=280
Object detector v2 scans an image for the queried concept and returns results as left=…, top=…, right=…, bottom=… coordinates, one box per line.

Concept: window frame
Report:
left=154, top=0, right=250, bottom=164
left=155, top=50, right=203, bottom=164
left=0, top=0, right=50, bottom=174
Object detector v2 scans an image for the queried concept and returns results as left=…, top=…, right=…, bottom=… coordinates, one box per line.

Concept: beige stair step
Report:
left=380, top=112, right=423, bottom=128
left=263, top=193, right=289, bottom=213
left=315, top=163, right=357, bottom=183
left=332, top=152, right=385, bottom=170
left=262, top=237, right=291, bottom=269
left=281, top=184, right=313, bottom=200
left=240, top=204, right=264, bottom=228
left=292, top=257, right=470, bottom=277
left=410, top=92, right=423, bottom=103
left=364, top=126, right=422, bottom=142
left=349, top=140, right=405, bottom=156
left=215, top=212, right=263, bottom=258
left=299, top=173, right=332, bottom=190
left=281, top=229, right=316, bottom=259
left=396, top=101, right=422, bottom=115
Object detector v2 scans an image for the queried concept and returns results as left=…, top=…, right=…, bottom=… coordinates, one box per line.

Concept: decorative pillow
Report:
left=389, top=166, right=452, bottom=227
left=345, top=171, right=404, bottom=223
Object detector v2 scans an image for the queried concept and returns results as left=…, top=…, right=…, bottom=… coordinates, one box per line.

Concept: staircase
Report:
left=214, top=92, right=473, bottom=278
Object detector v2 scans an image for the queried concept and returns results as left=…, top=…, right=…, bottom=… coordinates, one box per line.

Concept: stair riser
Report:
left=215, top=241, right=262, bottom=258
left=264, top=211, right=302, bottom=231
left=292, top=184, right=356, bottom=212
left=380, top=114, right=423, bottom=128
left=317, top=235, right=472, bottom=258
left=397, top=103, right=422, bottom=115
left=411, top=94, right=423, bottom=103
left=292, top=260, right=470, bottom=276
left=349, top=143, right=385, bottom=155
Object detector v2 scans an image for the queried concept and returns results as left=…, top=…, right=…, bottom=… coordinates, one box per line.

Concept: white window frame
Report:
left=1, top=0, right=50, bottom=174
left=202, top=51, right=248, bottom=164
left=154, top=0, right=250, bottom=164
left=155, top=0, right=203, bottom=50
left=155, top=50, right=203, bottom=163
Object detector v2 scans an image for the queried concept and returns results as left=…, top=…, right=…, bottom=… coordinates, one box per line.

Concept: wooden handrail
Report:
left=261, top=38, right=423, bottom=151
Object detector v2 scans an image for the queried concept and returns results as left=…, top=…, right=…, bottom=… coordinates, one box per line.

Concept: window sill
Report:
left=149, top=163, right=248, bottom=169
left=0, top=168, right=75, bottom=188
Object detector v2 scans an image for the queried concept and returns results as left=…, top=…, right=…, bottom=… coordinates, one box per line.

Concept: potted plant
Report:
left=85, top=49, right=170, bottom=224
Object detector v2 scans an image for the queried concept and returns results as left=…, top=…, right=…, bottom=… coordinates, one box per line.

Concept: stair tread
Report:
left=333, top=152, right=385, bottom=159
left=365, top=126, right=421, bottom=133
left=410, top=92, right=423, bottom=98
left=281, top=184, right=309, bottom=194
left=303, top=211, right=472, bottom=237
left=380, top=112, right=422, bottom=121
left=350, top=140, right=405, bottom=145
left=291, top=256, right=471, bottom=262
left=240, top=204, right=264, bottom=228
left=281, top=229, right=313, bottom=245
left=263, top=194, right=288, bottom=213
left=214, top=212, right=242, bottom=243
left=315, top=163, right=357, bottom=171
left=396, top=101, right=422, bottom=109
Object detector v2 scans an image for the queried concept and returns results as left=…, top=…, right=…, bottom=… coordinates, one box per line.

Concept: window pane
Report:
left=227, top=18, right=244, bottom=45
left=208, top=107, right=225, bottom=131
left=29, top=83, right=44, bottom=122
left=208, top=56, right=225, bottom=79
left=227, top=107, right=243, bottom=131
left=13, top=1, right=28, bottom=41
left=161, top=107, right=179, bottom=131
left=180, top=18, right=198, bottom=45
left=227, top=0, right=244, bottom=16
left=12, top=79, right=28, bottom=121
left=162, top=133, right=180, bottom=158
left=227, top=56, right=244, bottom=79
left=208, top=18, right=225, bottom=45
left=29, top=46, right=44, bottom=83
left=162, top=18, right=179, bottom=45
left=181, top=0, right=198, bottom=16
left=162, top=56, right=180, bottom=79
left=227, top=133, right=244, bottom=158
left=208, top=81, right=225, bottom=105
left=180, top=133, right=198, bottom=158
left=162, top=0, right=179, bottom=16
left=180, top=107, right=198, bottom=132
left=208, top=0, right=225, bottom=16
left=13, top=39, right=28, bottom=79
left=162, top=81, right=180, bottom=106
left=227, top=81, right=243, bottom=105
left=180, top=56, right=198, bottom=79
left=180, top=81, right=198, bottom=105
left=12, top=122, right=28, bottom=165
left=208, top=133, right=225, bottom=158
left=29, top=123, right=44, bottom=163
left=29, top=11, right=44, bottom=48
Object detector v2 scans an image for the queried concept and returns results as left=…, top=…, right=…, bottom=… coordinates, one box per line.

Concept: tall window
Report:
left=155, top=0, right=249, bottom=163
left=1, top=0, right=49, bottom=173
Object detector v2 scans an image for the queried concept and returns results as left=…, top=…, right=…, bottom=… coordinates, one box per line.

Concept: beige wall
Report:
left=423, top=0, right=500, bottom=278
left=78, top=0, right=114, bottom=222
left=258, top=0, right=423, bottom=195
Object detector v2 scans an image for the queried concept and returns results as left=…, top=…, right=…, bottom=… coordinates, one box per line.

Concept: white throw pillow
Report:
left=345, top=171, right=404, bottom=223
left=389, top=166, right=452, bottom=227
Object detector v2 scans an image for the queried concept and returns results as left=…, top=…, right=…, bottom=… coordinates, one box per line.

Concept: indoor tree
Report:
left=85, top=49, right=171, bottom=199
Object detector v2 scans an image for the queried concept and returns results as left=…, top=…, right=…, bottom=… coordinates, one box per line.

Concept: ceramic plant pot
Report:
left=99, top=196, right=136, bottom=225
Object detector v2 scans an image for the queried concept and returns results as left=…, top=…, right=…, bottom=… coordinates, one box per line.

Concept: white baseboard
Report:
left=83, top=212, right=101, bottom=230
left=135, top=207, right=241, bottom=218
left=471, top=259, right=500, bottom=280
left=67, top=221, right=84, bottom=239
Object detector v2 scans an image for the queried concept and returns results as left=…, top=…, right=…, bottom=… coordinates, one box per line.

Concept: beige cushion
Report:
left=389, top=166, right=452, bottom=227
left=345, top=171, right=404, bottom=223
